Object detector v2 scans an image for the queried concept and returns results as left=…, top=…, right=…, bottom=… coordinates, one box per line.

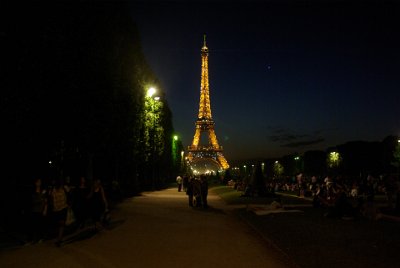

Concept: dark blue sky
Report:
left=131, top=1, right=400, bottom=161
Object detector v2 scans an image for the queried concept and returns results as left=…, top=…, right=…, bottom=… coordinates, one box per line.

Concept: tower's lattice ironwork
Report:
left=187, top=36, right=229, bottom=170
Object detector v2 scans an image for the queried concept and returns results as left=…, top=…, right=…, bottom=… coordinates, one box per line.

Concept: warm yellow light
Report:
left=147, top=87, right=156, bottom=97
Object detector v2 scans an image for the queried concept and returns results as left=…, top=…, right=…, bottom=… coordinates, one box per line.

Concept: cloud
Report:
left=269, top=134, right=307, bottom=143
left=281, top=138, right=325, bottom=148
left=267, top=126, right=325, bottom=148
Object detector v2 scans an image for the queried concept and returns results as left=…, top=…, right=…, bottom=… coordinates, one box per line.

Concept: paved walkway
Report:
left=0, top=187, right=295, bottom=268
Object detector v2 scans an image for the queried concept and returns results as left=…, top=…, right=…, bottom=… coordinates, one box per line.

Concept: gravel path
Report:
left=0, top=187, right=295, bottom=268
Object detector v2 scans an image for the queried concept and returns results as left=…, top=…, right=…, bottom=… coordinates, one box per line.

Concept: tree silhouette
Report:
left=252, top=162, right=268, bottom=197
left=3, top=2, right=174, bottom=193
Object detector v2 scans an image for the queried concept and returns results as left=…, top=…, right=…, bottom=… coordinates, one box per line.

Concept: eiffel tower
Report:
left=187, top=35, right=229, bottom=172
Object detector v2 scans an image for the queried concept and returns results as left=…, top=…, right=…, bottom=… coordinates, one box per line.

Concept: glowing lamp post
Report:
left=294, top=156, right=301, bottom=174
left=147, top=87, right=156, bottom=97
left=181, top=150, right=185, bottom=173
left=172, top=135, right=180, bottom=174
left=147, top=87, right=159, bottom=189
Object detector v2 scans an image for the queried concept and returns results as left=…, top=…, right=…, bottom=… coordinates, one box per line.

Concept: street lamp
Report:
left=147, top=87, right=156, bottom=97
left=294, top=156, right=301, bottom=174
left=172, top=134, right=181, bottom=175
left=181, top=150, right=185, bottom=173
left=147, top=87, right=159, bottom=189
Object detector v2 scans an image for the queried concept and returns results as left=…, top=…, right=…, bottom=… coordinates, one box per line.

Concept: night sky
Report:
left=131, top=1, right=400, bottom=162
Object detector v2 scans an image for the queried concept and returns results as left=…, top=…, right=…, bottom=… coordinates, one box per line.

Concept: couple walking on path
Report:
left=185, top=175, right=208, bottom=208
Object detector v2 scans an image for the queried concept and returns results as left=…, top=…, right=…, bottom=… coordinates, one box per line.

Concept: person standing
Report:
left=73, top=176, right=90, bottom=229
left=186, top=177, right=194, bottom=207
left=176, top=175, right=183, bottom=192
left=192, top=178, right=203, bottom=207
left=50, top=179, right=68, bottom=247
left=27, top=178, right=48, bottom=244
left=182, top=175, right=189, bottom=192
left=89, top=179, right=108, bottom=231
left=200, top=175, right=209, bottom=208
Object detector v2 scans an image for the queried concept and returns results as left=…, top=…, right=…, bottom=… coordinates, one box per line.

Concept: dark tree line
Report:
left=233, top=135, right=399, bottom=187
left=2, top=2, right=177, bottom=201
left=265, top=135, right=399, bottom=179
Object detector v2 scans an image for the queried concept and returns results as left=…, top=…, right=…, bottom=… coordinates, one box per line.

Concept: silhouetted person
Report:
left=176, top=175, right=183, bottom=192
left=186, top=177, right=194, bottom=207
left=27, top=178, right=48, bottom=244
left=73, top=177, right=90, bottom=229
left=89, top=179, right=108, bottom=231
left=50, top=179, right=68, bottom=247
left=183, top=175, right=189, bottom=192
left=200, top=175, right=208, bottom=208
left=192, top=178, right=202, bottom=207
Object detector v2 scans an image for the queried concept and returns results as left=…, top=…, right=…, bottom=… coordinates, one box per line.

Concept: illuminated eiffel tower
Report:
left=187, top=35, right=229, bottom=172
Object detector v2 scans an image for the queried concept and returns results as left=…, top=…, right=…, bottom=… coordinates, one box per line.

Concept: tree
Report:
left=252, top=162, right=268, bottom=196
left=273, top=161, right=284, bottom=179
left=303, top=150, right=326, bottom=176
left=4, top=2, right=175, bottom=193
left=392, top=139, right=400, bottom=176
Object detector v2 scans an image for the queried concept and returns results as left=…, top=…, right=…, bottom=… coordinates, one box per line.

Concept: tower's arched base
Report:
left=188, top=158, right=223, bottom=175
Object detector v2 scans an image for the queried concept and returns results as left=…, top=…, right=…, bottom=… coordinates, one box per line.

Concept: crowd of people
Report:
left=177, top=175, right=209, bottom=209
left=230, top=173, right=400, bottom=220
left=25, top=176, right=109, bottom=247
left=24, top=171, right=399, bottom=247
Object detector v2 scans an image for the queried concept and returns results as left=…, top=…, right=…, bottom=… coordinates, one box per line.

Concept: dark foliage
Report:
left=252, top=162, right=269, bottom=196
left=2, top=2, right=174, bottom=197
left=303, top=150, right=327, bottom=176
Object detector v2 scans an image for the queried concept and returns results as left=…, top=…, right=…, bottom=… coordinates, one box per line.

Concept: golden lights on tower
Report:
left=188, top=35, right=229, bottom=170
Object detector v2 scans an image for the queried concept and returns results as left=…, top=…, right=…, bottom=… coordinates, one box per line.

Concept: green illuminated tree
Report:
left=273, top=161, right=284, bottom=178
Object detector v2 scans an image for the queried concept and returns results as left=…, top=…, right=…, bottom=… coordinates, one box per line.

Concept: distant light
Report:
left=154, top=96, right=160, bottom=101
left=173, top=135, right=178, bottom=141
left=49, top=161, right=52, bottom=165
